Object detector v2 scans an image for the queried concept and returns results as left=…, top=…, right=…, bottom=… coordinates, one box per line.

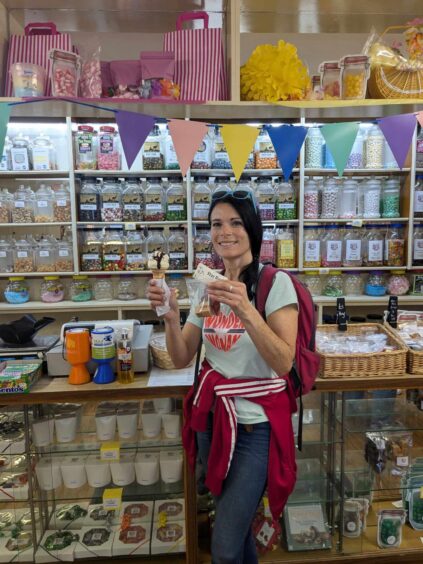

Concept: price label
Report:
left=396, top=456, right=409, bottom=467
left=100, top=441, right=120, bottom=461
left=124, top=222, right=136, bottom=231
left=420, top=486, right=423, bottom=500
left=351, top=219, right=363, bottom=228
left=319, top=268, right=329, bottom=275
left=103, top=487, right=123, bottom=511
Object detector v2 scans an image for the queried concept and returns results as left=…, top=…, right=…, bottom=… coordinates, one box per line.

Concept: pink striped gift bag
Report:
left=4, top=22, right=73, bottom=96
left=163, top=11, right=228, bottom=101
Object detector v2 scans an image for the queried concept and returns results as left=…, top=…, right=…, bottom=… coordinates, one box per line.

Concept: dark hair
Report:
left=208, top=194, right=263, bottom=300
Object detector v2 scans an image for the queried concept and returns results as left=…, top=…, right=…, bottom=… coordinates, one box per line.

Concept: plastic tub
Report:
left=11, top=63, right=45, bottom=97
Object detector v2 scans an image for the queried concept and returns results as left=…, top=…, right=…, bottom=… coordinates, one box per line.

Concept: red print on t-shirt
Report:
left=204, top=310, right=246, bottom=351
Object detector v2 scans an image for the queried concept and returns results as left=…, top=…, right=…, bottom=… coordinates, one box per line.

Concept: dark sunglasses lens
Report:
left=233, top=190, right=250, bottom=199
left=211, top=189, right=231, bottom=201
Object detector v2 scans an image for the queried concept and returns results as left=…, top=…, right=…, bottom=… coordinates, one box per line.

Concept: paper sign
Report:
left=193, top=263, right=227, bottom=283
left=351, top=219, right=363, bottom=227
left=124, top=222, right=136, bottom=230
left=420, top=486, right=423, bottom=499
left=100, top=441, right=120, bottom=461
left=103, top=488, right=123, bottom=511
left=392, top=500, right=403, bottom=508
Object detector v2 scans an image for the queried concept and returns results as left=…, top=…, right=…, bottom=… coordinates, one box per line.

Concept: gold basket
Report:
left=317, top=323, right=407, bottom=379
left=383, top=321, right=423, bottom=375
left=367, top=25, right=423, bottom=99
left=150, top=333, right=194, bottom=371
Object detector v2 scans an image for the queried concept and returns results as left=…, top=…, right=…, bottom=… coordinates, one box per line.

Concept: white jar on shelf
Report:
left=363, top=178, right=382, bottom=218
left=364, top=125, right=384, bottom=169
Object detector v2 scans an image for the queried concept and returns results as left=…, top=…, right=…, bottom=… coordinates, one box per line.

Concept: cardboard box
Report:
left=35, top=530, right=78, bottom=562
left=153, top=498, right=185, bottom=523
left=83, top=505, right=121, bottom=528
left=0, top=360, right=42, bottom=394
left=150, top=520, right=186, bottom=555
left=111, top=523, right=150, bottom=557
left=0, top=533, right=34, bottom=562
left=120, top=501, right=154, bottom=525
left=74, top=526, right=115, bottom=559
left=49, top=503, right=89, bottom=530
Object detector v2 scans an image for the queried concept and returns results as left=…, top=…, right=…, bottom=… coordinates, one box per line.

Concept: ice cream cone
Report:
left=152, top=271, right=165, bottom=280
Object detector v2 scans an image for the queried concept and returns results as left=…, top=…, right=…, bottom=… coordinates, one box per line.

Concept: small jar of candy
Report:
left=144, top=178, right=165, bottom=221
left=122, top=179, right=143, bottom=222
left=142, top=125, right=164, bottom=170
left=212, top=126, right=231, bottom=169
left=101, top=180, right=123, bottom=222
left=321, top=177, right=339, bottom=219
left=40, top=276, right=65, bottom=303
left=4, top=277, right=29, bottom=304
left=342, top=226, right=363, bottom=267
left=365, top=126, right=384, bottom=169
left=102, top=230, right=125, bottom=271
left=254, top=127, right=277, bottom=169
left=256, top=177, right=275, bottom=220
left=384, top=223, right=405, bottom=266
left=166, top=176, right=186, bottom=221
left=70, top=275, right=93, bottom=302
left=382, top=178, right=401, bottom=218
left=322, top=270, right=343, bottom=297
left=339, top=179, right=358, bottom=219
left=303, top=226, right=321, bottom=268
left=340, top=55, right=369, bottom=99
left=163, top=126, right=180, bottom=170
left=305, top=128, right=324, bottom=169
left=80, top=229, right=103, bottom=272
left=275, top=227, right=296, bottom=268
left=98, top=126, right=121, bottom=170
left=302, top=271, right=322, bottom=296
left=167, top=227, right=188, bottom=270
left=363, top=224, right=384, bottom=266
left=117, top=275, right=137, bottom=300
left=74, top=126, right=97, bottom=170
left=365, top=271, right=386, bottom=296
left=194, top=228, right=213, bottom=268
left=363, top=178, right=382, bottom=218
left=125, top=231, right=146, bottom=271
left=346, top=129, right=364, bottom=169
left=387, top=270, right=409, bottom=296
left=192, top=176, right=211, bottom=220
left=377, top=510, right=406, bottom=549
left=344, top=271, right=364, bottom=296
left=260, top=227, right=275, bottom=264
left=304, top=178, right=320, bottom=219
left=93, top=276, right=114, bottom=301
left=53, top=184, right=71, bottom=223
left=275, top=179, right=296, bottom=220
left=319, top=61, right=341, bottom=99
left=50, top=49, right=80, bottom=97
left=79, top=180, right=100, bottom=221
left=191, top=130, right=212, bottom=169
left=321, top=225, right=342, bottom=267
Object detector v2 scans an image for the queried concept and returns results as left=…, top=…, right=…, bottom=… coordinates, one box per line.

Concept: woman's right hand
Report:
left=146, top=279, right=180, bottom=322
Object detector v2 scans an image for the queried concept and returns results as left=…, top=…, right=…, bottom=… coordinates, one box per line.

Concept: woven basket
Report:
left=367, top=25, right=423, bottom=99
left=317, top=323, right=407, bottom=379
left=383, top=321, right=423, bottom=375
left=150, top=333, right=194, bottom=371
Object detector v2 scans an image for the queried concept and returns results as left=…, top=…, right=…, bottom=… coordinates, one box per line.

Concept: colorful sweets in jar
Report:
left=4, top=277, right=29, bottom=304
left=40, top=276, right=65, bottom=303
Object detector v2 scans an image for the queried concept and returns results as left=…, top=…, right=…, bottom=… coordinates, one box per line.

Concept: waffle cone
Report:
left=152, top=271, right=166, bottom=280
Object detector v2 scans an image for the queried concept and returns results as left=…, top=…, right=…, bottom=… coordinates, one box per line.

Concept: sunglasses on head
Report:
left=211, top=188, right=258, bottom=212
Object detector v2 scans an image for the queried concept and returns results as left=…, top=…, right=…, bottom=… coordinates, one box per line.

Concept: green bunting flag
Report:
left=320, top=122, right=360, bottom=176
left=0, top=103, right=11, bottom=160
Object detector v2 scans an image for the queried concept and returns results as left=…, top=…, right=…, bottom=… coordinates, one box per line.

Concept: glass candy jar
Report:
left=35, top=237, right=57, bottom=272
left=363, top=224, right=384, bottom=266
left=304, top=178, right=320, bottom=219
left=34, top=184, right=55, bottom=223
left=339, top=179, right=358, bottom=219
left=74, top=125, right=97, bottom=170
left=413, top=225, right=423, bottom=266
left=53, top=184, right=71, bottom=222
left=305, top=127, right=324, bottom=169
left=344, top=272, right=364, bottom=296
left=342, top=225, right=363, bottom=267
left=70, top=275, right=92, bottom=302
left=98, top=126, right=121, bottom=170
left=340, top=55, right=369, bottom=99
left=163, top=126, right=180, bottom=170
left=11, top=134, right=31, bottom=171
left=0, top=189, right=12, bottom=223
left=321, top=225, right=342, bottom=267
left=276, top=227, right=296, bottom=268
left=167, top=273, right=188, bottom=299
left=191, top=130, right=212, bottom=169
left=384, top=223, right=405, bottom=266
left=211, top=125, right=231, bottom=169
left=260, top=227, right=275, bottom=264
left=414, top=175, right=423, bottom=218
left=80, top=229, right=103, bottom=272
left=117, top=275, right=137, bottom=300
left=363, top=178, right=382, bottom=219
left=387, top=270, right=410, bottom=296
left=365, top=271, right=386, bottom=296
left=346, top=129, right=364, bottom=169
left=322, top=271, right=343, bottom=297
left=100, top=180, right=123, bottom=222
left=168, top=228, right=188, bottom=270
left=12, top=185, right=34, bottom=223
left=40, top=276, right=64, bottom=303
left=303, top=271, right=322, bottom=297
left=0, top=238, right=13, bottom=273
left=122, top=178, right=143, bottom=222
left=382, top=178, right=401, bottom=218
left=142, top=125, right=164, bottom=170
left=4, top=277, right=29, bottom=304
left=93, top=276, right=114, bottom=301
left=146, top=227, right=166, bottom=265
left=303, top=226, right=321, bottom=268
left=56, top=240, right=73, bottom=272
left=254, top=127, right=277, bottom=169
left=321, top=177, right=339, bottom=219
left=144, top=178, right=165, bottom=221
left=125, top=231, right=146, bottom=271
left=31, top=133, right=56, bottom=171
left=192, top=176, right=211, bottom=220
left=275, top=179, right=296, bottom=220
left=166, top=176, right=186, bottom=221
left=79, top=180, right=100, bottom=222
left=102, top=229, right=125, bottom=271
left=365, top=126, right=384, bottom=169
left=194, top=228, right=213, bottom=268
left=256, top=177, right=275, bottom=220
left=13, top=238, right=34, bottom=272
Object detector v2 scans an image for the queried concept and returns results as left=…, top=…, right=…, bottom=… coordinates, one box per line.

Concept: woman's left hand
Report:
left=207, top=280, right=254, bottom=321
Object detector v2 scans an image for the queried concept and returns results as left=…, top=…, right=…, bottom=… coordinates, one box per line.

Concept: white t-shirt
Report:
left=186, top=270, right=298, bottom=424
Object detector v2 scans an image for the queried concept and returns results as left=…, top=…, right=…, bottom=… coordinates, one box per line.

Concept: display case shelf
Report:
left=0, top=271, right=75, bottom=278
left=0, top=299, right=191, bottom=313
left=0, top=170, right=70, bottom=177
left=75, top=169, right=182, bottom=177
left=304, top=168, right=408, bottom=175
left=0, top=222, right=72, bottom=227
left=303, top=218, right=409, bottom=224
left=77, top=221, right=188, bottom=227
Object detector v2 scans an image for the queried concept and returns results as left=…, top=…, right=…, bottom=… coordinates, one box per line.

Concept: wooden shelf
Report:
left=305, top=168, right=409, bottom=175
left=0, top=299, right=191, bottom=312
left=0, top=170, right=69, bottom=177
left=315, top=374, right=423, bottom=392
left=313, top=295, right=422, bottom=306
left=77, top=221, right=188, bottom=227
left=304, top=218, right=409, bottom=224
left=0, top=222, right=72, bottom=227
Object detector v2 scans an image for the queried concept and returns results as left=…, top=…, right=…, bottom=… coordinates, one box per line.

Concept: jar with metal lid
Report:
left=342, top=225, right=363, bottom=267
left=102, top=229, right=125, bottom=271
left=93, top=276, right=114, bottom=301
left=304, top=177, right=320, bottom=219
left=31, top=133, right=56, bottom=171
left=256, top=177, right=275, bottom=220
left=122, top=178, right=143, bottom=222
left=305, top=127, right=324, bottom=169
left=34, top=184, right=55, bottom=223
left=146, top=227, right=166, bottom=265
left=339, top=179, right=358, bottom=218
left=260, top=227, right=275, bottom=264
left=78, top=180, right=100, bottom=222
left=254, top=127, right=277, bottom=169
left=194, top=228, right=213, bottom=268
left=321, top=177, right=339, bottom=218
left=70, top=275, right=92, bottom=302
left=302, top=271, right=322, bottom=296
left=410, top=270, right=423, bottom=295
left=80, top=229, right=103, bottom=272
left=163, top=126, right=180, bottom=170
left=167, top=273, right=188, bottom=299
left=319, top=61, right=341, bottom=99
left=192, top=176, right=211, bottom=220
left=413, top=225, right=423, bottom=266
left=0, top=238, right=13, bottom=273
left=275, top=178, right=296, bottom=220
left=387, top=270, right=410, bottom=296
left=365, top=271, right=386, bottom=296
left=384, top=223, right=405, bottom=266
left=363, top=224, right=384, bottom=266
left=101, top=180, right=123, bottom=222
left=56, top=240, right=73, bottom=272
left=211, top=125, right=231, bottom=169
left=74, top=125, right=97, bottom=170
left=11, top=133, right=31, bottom=171
left=35, top=237, right=57, bottom=272
left=12, top=185, right=34, bottom=223
left=40, top=276, right=64, bottom=303
left=13, top=237, right=34, bottom=272
left=340, top=55, right=369, bottom=99
left=142, top=125, right=164, bottom=170
left=414, top=175, right=423, bottom=218
left=0, top=188, right=12, bottom=223
left=346, top=129, right=364, bottom=169
left=321, top=225, right=342, bottom=267
left=363, top=177, right=382, bottom=218
left=144, top=177, right=165, bottom=221
left=167, top=227, right=188, bottom=270
left=344, top=271, right=364, bottom=296
left=53, top=184, right=71, bottom=222
left=365, top=126, right=384, bottom=169
left=117, top=274, right=137, bottom=300
left=303, top=226, right=321, bottom=268
left=4, top=277, right=29, bottom=304
left=322, top=270, right=343, bottom=297
left=98, top=125, right=120, bottom=170
left=212, top=176, right=232, bottom=196
left=191, top=129, right=212, bottom=169
left=125, top=231, right=146, bottom=271
left=166, top=176, right=186, bottom=221
left=275, top=227, right=296, bottom=268
left=382, top=178, right=401, bottom=218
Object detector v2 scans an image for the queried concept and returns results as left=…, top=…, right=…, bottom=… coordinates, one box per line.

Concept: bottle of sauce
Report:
left=117, top=328, right=135, bottom=384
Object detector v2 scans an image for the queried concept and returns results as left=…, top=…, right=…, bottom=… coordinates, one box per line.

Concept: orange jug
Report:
left=64, top=328, right=91, bottom=385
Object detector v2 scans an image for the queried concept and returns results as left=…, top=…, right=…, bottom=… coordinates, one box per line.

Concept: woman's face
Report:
left=209, top=202, right=252, bottom=263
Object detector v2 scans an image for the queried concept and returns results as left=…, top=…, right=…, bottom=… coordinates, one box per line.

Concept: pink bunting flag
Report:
left=168, top=119, right=209, bottom=177
left=378, top=113, right=417, bottom=169
left=116, top=110, right=155, bottom=170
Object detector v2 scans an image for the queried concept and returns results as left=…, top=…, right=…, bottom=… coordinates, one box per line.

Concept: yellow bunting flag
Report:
left=168, top=119, right=209, bottom=177
left=221, top=124, right=260, bottom=182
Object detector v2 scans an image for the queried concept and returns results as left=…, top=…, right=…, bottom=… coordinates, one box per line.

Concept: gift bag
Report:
left=5, top=22, right=73, bottom=96
left=163, top=11, right=228, bottom=101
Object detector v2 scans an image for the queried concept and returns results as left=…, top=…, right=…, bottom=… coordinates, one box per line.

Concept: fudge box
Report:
left=35, top=530, right=78, bottom=562
left=150, top=520, right=186, bottom=555
left=74, top=526, right=115, bottom=559
left=153, top=498, right=185, bottom=523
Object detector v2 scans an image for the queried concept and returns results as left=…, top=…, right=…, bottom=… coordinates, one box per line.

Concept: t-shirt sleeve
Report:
left=264, top=271, right=298, bottom=318
left=186, top=303, right=204, bottom=329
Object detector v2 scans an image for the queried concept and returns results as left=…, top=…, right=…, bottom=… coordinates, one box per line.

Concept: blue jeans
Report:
left=197, top=415, right=270, bottom=564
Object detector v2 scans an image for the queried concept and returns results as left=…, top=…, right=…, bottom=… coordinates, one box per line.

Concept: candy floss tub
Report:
left=11, top=63, right=46, bottom=97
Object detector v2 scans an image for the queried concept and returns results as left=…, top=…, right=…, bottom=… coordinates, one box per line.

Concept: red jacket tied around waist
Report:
left=182, top=360, right=297, bottom=520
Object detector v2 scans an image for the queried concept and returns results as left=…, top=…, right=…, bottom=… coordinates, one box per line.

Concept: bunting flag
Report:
left=0, top=103, right=11, bottom=160
left=378, top=113, right=417, bottom=170
left=168, top=119, right=209, bottom=177
left=267, top=125, right=307, bottom=179
left=116, top=110, right=155, bottom=170
left=321, top=122, right=360, bottom=176
left=417, top=111, right=423, bottom=129
left=221, top=124, right=260, bottom=181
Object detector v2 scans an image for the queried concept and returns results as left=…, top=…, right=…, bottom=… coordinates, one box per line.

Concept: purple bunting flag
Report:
left=116, top=110, right=155, bottom=170
left=378, top=113, right=417, bottom=170
left=267, top=125, right=308, bottom=179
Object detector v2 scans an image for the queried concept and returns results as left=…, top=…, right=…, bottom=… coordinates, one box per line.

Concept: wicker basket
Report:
left=317, top=323, right=407, bottom=379
left=367, top=25, right=423, bottom=99
left=150, top=333, right=194, bottom=371
left=383, top=321, right=423, bottom=375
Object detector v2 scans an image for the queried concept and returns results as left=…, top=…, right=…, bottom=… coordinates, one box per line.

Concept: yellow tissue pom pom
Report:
left=240, top=40, right=310, bottom=102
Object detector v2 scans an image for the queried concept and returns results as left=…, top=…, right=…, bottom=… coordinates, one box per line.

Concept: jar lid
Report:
left=73, top=275, right=88, bottom=280
left=329, top=270, right=342, bottom=275
left=391, top=223, right=405, bottom=228
left=100, top=126, right=115, bottom=133
left=96, top=275, right=112, bottom=278
left=321, top=61, right=340, bottom=71
left=193, top=176, right=209, bottom=183
left=78, top=125, right=94, bottom=132
left=370, top=271, right=384, bottom=275
left=44, top=276, right=59, bottom=281
left=9, top=276, right=24, bottom=281
left=341, top=55, right=369, bottom=66
left=347, top=270, right=362, bottom=274
left=304, top=270, right=320, bottom=275
left=390, top=270, right=406, bottom=275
